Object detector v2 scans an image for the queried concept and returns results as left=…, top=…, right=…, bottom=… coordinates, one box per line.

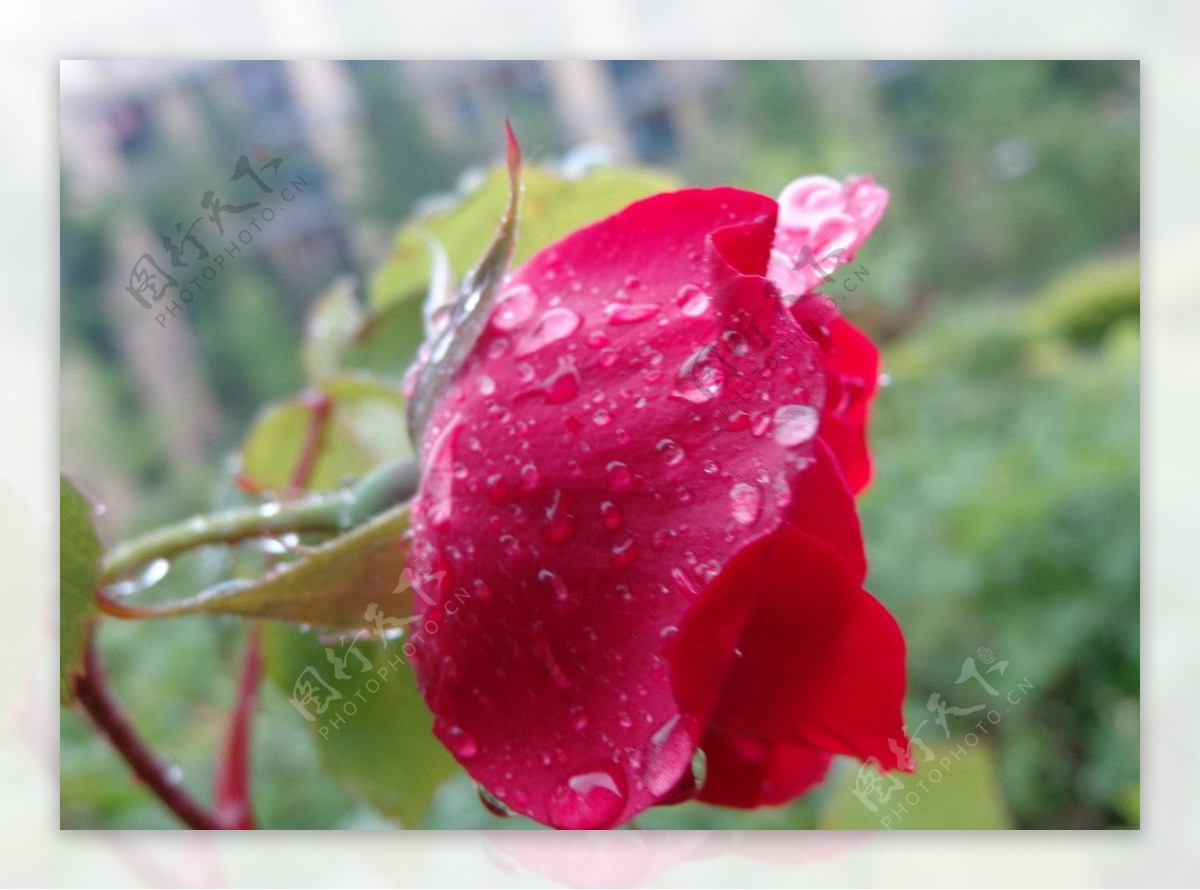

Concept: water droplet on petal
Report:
left=657, top=438, right=685, bottom=466
left=542, top=360, right=581, bottom=405
left=477, top=784, right=512, bottom=817
left=641, top=714, right=698, bottom=796
left=611, top=537, right=639, bottom=568
left=607, top=461, right=634, bottom=492
left=606, top=303, right=660, bottom=325
left=586, top=331, right=610, bottom=349
left=772, top=404, right=820, bottom=447
left=516, top=307, right=582, bottom=356
left=538, top=568, right=569, bottom=603
left=520, top=463, right=541, bottom=491
left=478, top=374, right=497, bottom=396
left=676, top=284, right=711, bottom=317
left=544, top=491, right=577, bottom=545
left=569, top=705, right=589, bottom=732
left=600, top=500, right=623, bottom=530
left=547, top=765, right=628, bottom=829
left=492, top=283, right=537, bottom=331
left=730, top=481, right=763, bottom=525
left=485, top=473, right=508, bottom=504
left=444, top=725, right=479, bottom=759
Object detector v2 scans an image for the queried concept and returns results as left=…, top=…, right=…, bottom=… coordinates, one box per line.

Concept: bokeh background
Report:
left=60, top=60, right=1139, bottom=830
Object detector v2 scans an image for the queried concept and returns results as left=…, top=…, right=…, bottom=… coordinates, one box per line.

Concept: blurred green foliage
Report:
left=60, top=61, right=1138, bottom=829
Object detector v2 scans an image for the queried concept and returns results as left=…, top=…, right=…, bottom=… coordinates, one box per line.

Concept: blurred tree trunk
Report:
left=544, top=61, right=633, bottom=161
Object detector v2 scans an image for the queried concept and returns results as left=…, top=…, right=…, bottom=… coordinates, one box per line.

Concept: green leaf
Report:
left=240, top=375, right=410, bottom=493
left=61, top=476, right=101, bottom=704
left=370, top=163, right=679, bottom=311
left=819, top=743, right=1013, bottom=830
left=264, top=622, right=457, bottom=827
left=102, top=502, right=413, bottom=631
left=302, top=276, right=364, bottom=383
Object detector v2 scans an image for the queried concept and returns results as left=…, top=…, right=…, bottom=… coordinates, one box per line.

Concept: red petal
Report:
left=408, top=186, right=852, bottom=827
left=695, top=729, right=831, bottom=808
left=818, top=318, right=880, bottom=494
left=672, top=523, right=908, bottom=806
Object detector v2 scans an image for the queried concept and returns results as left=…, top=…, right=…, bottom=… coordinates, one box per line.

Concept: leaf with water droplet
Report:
left=60, top=476, right=100, bottom=705
left=99, top=503, right=412, bottom=630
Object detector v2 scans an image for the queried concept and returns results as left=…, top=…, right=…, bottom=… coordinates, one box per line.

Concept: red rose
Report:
left=405, top=172, right=908, bottom=828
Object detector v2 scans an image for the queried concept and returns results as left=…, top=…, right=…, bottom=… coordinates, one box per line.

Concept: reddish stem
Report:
left=79, top=385, right=333, bottom=830
left=73, top=628, right=221, bottom=830
left=213, top=627, right=262, bottom=829
left=290, top=389, right=333, bottom=492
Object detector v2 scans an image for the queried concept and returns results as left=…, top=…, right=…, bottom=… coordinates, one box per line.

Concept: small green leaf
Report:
left=102, top=502, right=413, bottom=631
left=819, top=743, right=1013, bottom=830
left=61, top=477, right=101, bottom=704
left=264, top=623, right=457, bottom=827
left=369, top=163, right=679, bottom=311
left=240, top=375, right=410, bottom=493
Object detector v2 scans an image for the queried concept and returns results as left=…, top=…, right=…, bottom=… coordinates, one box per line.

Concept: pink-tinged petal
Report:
left=768, top=175, right=889, bottom=301
left=695, top=729, right=831, bottom=808
left=817, top=318, right=881, bottom=494
left=672, top=523, right=909, bottom=799
left=407, top=186, right=851, bottom=828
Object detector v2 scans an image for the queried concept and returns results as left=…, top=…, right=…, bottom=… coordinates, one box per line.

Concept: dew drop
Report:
left=657, top=438, right=685, bottom=466
left=478, top=374, right=497, bottom=396
left=520, top=463, right=541, bottom=491
left=569, top=705, right=589, bottom=732
left=492, top=283, right=537, bottom=331
left=542, top=361, right=581, bottom=405
left=600, top=500, right=623, bottom=530
left=676, top=284, right=711, bottom=317
left=547, top=765, right=628, bottom=829
left=477, top=784, right=512, bottom=817
left=606, top=303, right=660, bottom=325
left=473, top=578, right=493, bottom=603
left=772, top=404, right=820, bottom=447
left=444, top=725, right=479, bottom=759
left=729, top=481, right=763, bottom=525
left=641, top=714, right=697, bottom=796
left=485, top=473, right=508, bottom=504
left=538, top=568, right=569, bottom=602
left=586, top=331, right=610, bottom=349
left=515, top=307, right=582, bottom=356
left=606, top=461, right=634, bottom=492
left=611, top=537, right=640, bottom=568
